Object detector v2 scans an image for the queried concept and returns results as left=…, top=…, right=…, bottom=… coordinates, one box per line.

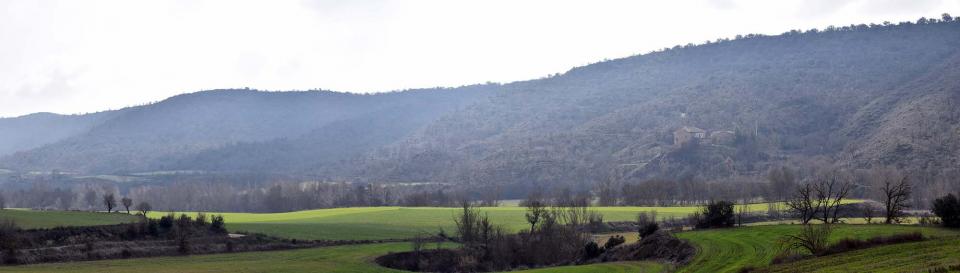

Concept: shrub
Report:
left=603, top=235, right=625, bottom=249
left=696, top=200, right=735, bottom=229
left=779, top=224, right=831, bottom=255
left=639, top=222, right=659, bottom=238
left=582, top=241, right=603, bottom=260
left=210, top=215, right=227, bottom=234
left=932, top=193, right=960, bottom=228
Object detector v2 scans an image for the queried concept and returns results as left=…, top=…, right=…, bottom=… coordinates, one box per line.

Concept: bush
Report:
left=779, top=224, right=831, bottom=255
left=603, top=235, right=625, bottom=249
left=639, top=222, right=659, bottom=238
left=932, top=193, right=960, bottom=228
left=582, top=241, right=603, bottom=260
left=210, top=215, right=227, bottom=234
left=696, top=201, right=735, bottom=229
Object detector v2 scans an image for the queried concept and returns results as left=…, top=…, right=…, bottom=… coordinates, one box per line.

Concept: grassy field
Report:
left=0, top=209, right=137, bottom=229
left=147, top=203, right=807, bottom=240
left=758, top=237, right=960, bottom=272
left=674, top=224, right=960, bottom=273
left=0, top=242, right=666, bottom=273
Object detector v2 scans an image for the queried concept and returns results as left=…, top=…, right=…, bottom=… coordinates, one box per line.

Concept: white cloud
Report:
left=0, top=0, right=957, bottom=117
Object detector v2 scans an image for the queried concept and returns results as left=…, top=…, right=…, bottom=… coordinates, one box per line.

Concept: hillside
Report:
left=2, top=19, right=959, bottom=189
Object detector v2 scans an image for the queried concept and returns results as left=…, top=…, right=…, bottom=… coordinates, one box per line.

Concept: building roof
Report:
left=676, top=126, right=705, bottom=133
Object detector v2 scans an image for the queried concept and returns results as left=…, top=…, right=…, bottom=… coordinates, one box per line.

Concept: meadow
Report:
left=673, top=224, right=960, bottom=273
left=757, top=237, right=960, bottom=272
left=147, top=203, right=785, bottom=240
left=0, top=209, right=136, bottom=228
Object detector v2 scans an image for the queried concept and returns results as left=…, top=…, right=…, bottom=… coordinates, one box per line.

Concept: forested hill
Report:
left=2, top=18, right=960, bottom=189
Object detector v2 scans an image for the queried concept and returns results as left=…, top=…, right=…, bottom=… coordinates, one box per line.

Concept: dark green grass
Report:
left=758, top=237, right=960, bottom=272
left=0, top=242, right=665, bottom=273
left=675, top=224, right=960, bottom=273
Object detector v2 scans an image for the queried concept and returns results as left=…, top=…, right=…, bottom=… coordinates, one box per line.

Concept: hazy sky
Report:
left=1, top=0, right=958, bottom=117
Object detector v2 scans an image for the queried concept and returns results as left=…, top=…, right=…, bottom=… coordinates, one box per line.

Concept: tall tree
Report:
left=136, top=202, right=152, bottom=216
left=103, top=193, right=117, bottom=213
left=84, top=190, right=98, bottom=211
left=787, top=183, right=818, bottom=224
left=121, top=197, right=133, bottom=214
left=878, top=173, right=912, bottom=224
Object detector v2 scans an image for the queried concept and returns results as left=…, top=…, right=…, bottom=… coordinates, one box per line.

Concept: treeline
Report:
left=0, top=179, right=474, bottom=213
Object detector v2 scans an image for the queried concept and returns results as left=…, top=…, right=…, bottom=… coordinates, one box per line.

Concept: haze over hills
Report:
left=1, top=18, right=959, bottom=191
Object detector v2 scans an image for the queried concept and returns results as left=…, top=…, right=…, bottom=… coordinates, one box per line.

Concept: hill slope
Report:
left=2, top=20, right=959, bottom=187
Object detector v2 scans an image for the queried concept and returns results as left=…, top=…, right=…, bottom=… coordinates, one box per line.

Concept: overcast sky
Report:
left=1, top=0, right=958, bottom=117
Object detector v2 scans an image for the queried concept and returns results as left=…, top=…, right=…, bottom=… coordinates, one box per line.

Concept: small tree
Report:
left=121, top=197, right=133, bottom=214
left=136, top=202, right=152, bottom=216
left=862, top=203, right=878, bottom=224
left=780, top=224, right=832, bottom=255
left=524, top=199, right=547, bottom=233
left=103, top=193, right=116, bottom=213
left=932, top=193, right=960, bottom=228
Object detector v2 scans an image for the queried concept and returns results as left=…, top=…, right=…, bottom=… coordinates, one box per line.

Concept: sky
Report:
left=1, top=0, right=958, bottom=117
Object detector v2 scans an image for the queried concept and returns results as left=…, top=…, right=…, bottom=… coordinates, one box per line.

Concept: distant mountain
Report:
left=2, top=19, right=959, bottom=189
left=0, top=87, right=495, bottom=173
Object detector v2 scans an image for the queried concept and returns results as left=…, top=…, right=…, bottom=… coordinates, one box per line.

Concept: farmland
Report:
left=147, top=203, right=788, bottom=240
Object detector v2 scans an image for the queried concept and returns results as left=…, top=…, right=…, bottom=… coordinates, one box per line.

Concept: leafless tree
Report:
left=103, top=193, right=116, bottom=213
left=121, top=197, right=133, bottom=214
left=862, top=203, right=878, bottom=224
left=136, top=202, right=152, bottom=216
left=879, top=175, right=912, bottom=224
left=84, top=190, right=98, bottom=211
left=812, top=170, right=853, bottom=223
left=786, top=183, right=818, bottom=224
left=0, top=193, right=5, bottom=210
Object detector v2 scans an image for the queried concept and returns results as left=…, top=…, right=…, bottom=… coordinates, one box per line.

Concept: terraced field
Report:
left=146, top=203, right=802, bottom=240
left=675, top=224, right=960, bottom=273
left=0, top=242, right=666, bottom=273
left=0, top=209, right=137, bottom=228
left=758, top=237, right=960, bottom=272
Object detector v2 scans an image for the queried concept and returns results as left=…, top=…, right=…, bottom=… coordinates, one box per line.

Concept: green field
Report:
left=147, top=203, right=796, bottom=240
left=674, top=224, right=960, bottom=273
left=0, top=242, right=666, bottom=273
left=758, top=237, right=960, bottom=272
left=0, top=209, right=137, bottom=229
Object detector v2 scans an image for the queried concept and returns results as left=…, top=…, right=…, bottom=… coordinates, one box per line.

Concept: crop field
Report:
left=674, top=224, right=960, bottom=273
left=758, top=237, right=960, bottom=272
left=0, top=242, right=666, bottom=273
left=0, top=209, right=137, bottom=229
left=148, top=203, right=792, bottom=240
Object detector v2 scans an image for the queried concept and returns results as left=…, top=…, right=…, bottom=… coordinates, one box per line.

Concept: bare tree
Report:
left=879, top=175, right=912, bottom=224
left=0, top=193, right=5, bottom=210
left=766, top=166, right=797, bottom=202
left=862, top=203, right=877, bottom=224
left=786, top=183, right=818, bottom=224
left=84, top=190, right=98, bottom=211
left=812, top=170, right=853, bottom=223
left=103, top=193, right=116, bottom=213
left=121, top=197, right=133, bottom=214
left=136, top=202, right=152, bottom=216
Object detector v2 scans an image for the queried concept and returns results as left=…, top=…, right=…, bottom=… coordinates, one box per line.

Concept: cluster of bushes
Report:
left=933, top=193, right=960, bottom=228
